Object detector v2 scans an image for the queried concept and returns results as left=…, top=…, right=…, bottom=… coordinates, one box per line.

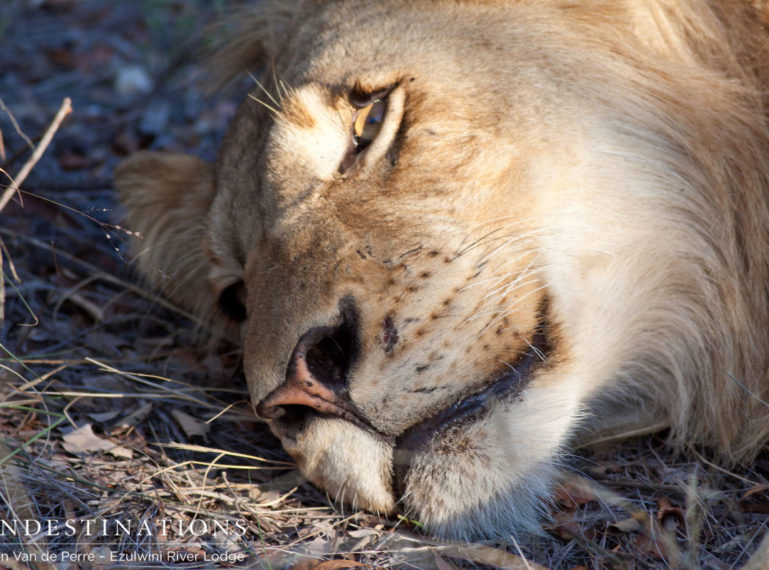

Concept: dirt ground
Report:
left=1, top=1, right=768, bottom=568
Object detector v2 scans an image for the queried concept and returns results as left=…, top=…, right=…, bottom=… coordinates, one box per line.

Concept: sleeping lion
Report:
left=115, top=0, right=769, bottom=539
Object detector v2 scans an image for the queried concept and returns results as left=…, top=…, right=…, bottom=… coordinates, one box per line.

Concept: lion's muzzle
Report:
left=255, top=299, right=374, bottom=431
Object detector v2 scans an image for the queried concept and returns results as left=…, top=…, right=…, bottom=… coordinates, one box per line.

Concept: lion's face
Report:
left=208, top=1, right=621, bottom=537
left=117, top=0, right=769, bottom=539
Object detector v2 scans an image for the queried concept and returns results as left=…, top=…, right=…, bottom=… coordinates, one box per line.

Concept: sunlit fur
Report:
left=116, top=0, right=769, bottom=539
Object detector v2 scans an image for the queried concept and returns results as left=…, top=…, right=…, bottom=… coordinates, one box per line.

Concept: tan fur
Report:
left=116, top=0, right=769, bottom=539
left=114, top=153, right=219, bottom=318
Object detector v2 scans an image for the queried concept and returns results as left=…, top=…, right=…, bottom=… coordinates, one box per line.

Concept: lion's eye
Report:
left=353, top=98, right=386, bottom=152
left=340, top=85, right=401, bottom=174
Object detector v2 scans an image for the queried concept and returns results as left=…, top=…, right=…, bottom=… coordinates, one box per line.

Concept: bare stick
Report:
left=0, top=97, right=72, bottom=215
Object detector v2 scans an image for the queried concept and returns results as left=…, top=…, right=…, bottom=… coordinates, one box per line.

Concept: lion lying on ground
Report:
left=115, top=0, right=769, bottom=539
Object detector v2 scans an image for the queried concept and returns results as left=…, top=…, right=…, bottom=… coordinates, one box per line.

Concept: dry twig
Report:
left=0, top=97, right=72, bottom=215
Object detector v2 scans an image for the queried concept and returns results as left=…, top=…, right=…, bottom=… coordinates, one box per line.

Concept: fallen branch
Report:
left=0, top=97, right=72, bottom=215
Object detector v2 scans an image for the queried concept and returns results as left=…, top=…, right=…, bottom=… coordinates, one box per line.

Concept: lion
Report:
left=114, top=0, right=769, bottom=540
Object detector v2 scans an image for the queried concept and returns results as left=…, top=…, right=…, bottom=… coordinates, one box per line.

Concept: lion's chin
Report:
left=392, top=386, right=563, bottom=539
left=275, top=411, right=553, bottom=539
left=273, top=415, right=397, bottom=514
left=274, top=384, right=574, bottom=539
left=403, top=433, right=555, bottom=540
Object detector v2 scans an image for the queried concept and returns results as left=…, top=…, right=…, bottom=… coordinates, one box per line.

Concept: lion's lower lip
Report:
left=392, top=327, right=549, bottom=494
left=396, top=329, right=548, bottom=450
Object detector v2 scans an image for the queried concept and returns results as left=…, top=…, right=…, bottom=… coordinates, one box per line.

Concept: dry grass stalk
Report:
left=0, top=441, right=55, bottom=570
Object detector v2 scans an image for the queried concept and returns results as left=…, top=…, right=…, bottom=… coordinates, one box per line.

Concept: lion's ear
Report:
left=115, top=151, right=224, bottom=325
left=205, top=0, right=302, bottom=90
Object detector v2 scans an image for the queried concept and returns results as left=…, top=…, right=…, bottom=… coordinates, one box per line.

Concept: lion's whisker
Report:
left=247, top=93, right=280, bottom=116
left=248, top=70, right=281, bottom=109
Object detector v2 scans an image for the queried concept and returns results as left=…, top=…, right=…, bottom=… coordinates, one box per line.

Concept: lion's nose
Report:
left=256, top=319, right=358, bottom=422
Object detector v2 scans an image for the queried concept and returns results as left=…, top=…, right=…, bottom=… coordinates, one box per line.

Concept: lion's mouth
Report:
left=257, top=295, right=552, bottom=499
left=392, top=325, right=551, bottom=496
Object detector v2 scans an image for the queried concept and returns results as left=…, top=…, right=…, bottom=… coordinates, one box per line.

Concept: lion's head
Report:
left=115, top=0, right=769, bottom=539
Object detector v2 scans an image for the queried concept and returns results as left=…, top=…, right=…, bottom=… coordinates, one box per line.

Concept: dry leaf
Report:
left=115, top=402, right=153, bottom=431
left=345, top=528, right=378, bottom=552
left=554, top=476, right=596, bottom=509
left=88, top=410, right=120, bottom=423
left=740, top=485, right=769, bottom=514
left=170, top=409, right=209, bottom=438
left=309, top=560, right=365, bottom=569
left=62, top=424, right=132, bottom=459
left=446, top=544, right=549, bottom=570
left=656, top=497, right=685, bottom=531
left=347, top=529, right=377, bottom=539
left=548, top=510, right=581, bottom=540
left=289, top=558, right=365, bottom=570
left=304, top=536, right=334, bottom=557
left=610, top=516, right=644, bottom=534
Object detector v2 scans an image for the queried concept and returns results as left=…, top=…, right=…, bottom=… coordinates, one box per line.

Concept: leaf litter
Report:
left=0, top=1, right=767, bottom=568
